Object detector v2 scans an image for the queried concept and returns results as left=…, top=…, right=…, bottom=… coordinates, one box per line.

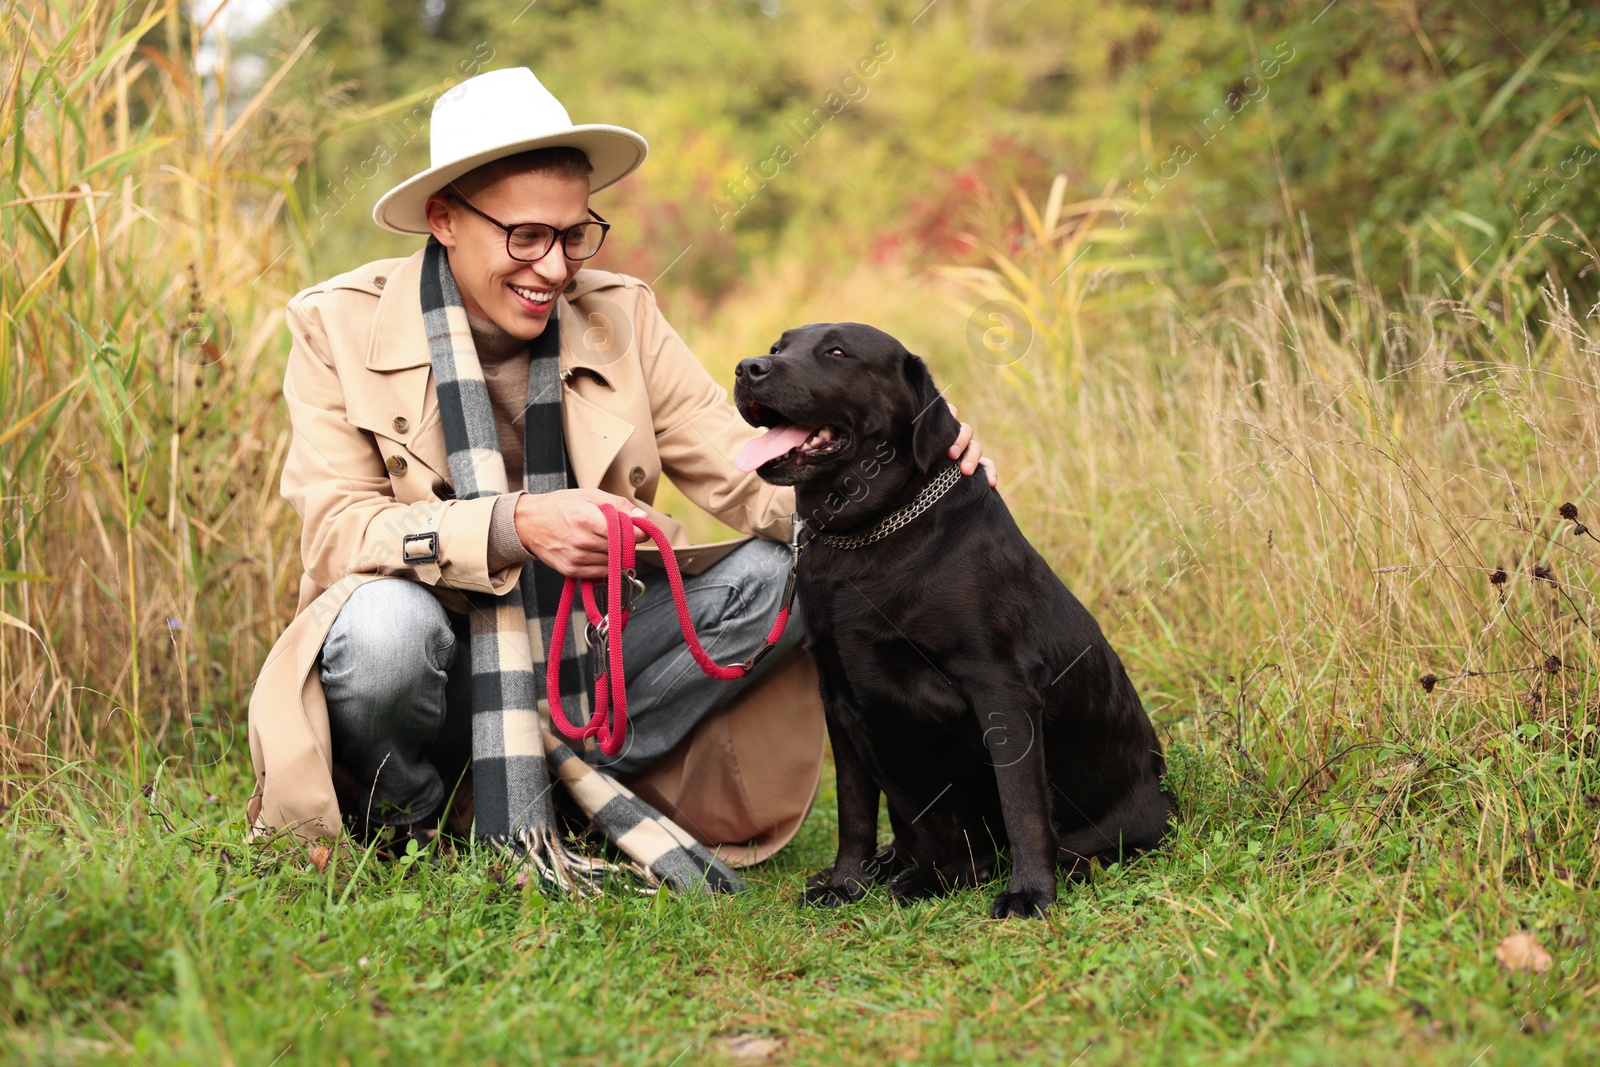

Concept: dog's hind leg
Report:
left=887, top=826, right=996, bottom=903
left=870, top=799, right=918, bottom=879
left=1054, top=782, right=1175, bottom=878
left=804, top=797, right=914, bottom=891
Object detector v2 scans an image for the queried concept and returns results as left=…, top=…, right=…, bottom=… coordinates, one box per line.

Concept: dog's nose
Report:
left=735, top=356, right=773, bottom=381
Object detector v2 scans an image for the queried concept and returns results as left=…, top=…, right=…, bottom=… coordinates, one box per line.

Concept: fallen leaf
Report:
left=720, top=1033, right=781, bottom=1060
left=1495, top=932, right=1553, bottom=974
left=307, top=843, right=332, bottom=872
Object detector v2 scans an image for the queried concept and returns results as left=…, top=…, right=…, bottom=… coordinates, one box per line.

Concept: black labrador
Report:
left=732, top=323, right=1174, bottom=919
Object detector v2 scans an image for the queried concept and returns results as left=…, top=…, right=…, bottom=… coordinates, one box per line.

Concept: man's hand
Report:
left=515, top=489, right=649, bottom=580
left=945, top=401, right=997, bottom=487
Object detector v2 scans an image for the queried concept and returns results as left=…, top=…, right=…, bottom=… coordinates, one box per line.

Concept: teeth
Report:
left=802, top=427, right=835, bottom=449
left=511, top=284, right=555, bottom=304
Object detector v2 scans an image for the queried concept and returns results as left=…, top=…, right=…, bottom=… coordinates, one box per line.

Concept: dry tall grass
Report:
left=941, top=180, right=1600, bottom=870
left=2, top=0, right=314, bottom=783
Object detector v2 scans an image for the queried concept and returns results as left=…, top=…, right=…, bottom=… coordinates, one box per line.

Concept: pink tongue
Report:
left=736, top=423, right=815, bottom=472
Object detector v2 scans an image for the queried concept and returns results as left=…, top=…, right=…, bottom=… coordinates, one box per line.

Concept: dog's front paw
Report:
left=888, top=865, right=951, bottom=903
left=865, top=841, right=913, bottom=881
left=989, top=883, right=1054, bottom=919
left=804, top=866, right=833, bottom=890
left=800, top=879, right=866, bottom=908
left=810, top=843, right=911, bottom=889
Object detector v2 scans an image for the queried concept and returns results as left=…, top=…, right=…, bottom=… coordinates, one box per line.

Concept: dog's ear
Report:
left=904, top=350, right=961, bottom=472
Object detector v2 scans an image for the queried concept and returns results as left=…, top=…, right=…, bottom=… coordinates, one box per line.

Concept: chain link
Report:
left=814, top=463, right=964, bottom=550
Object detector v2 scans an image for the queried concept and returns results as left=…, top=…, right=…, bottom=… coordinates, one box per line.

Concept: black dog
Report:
left=732, top=323, right=1174, bottom=919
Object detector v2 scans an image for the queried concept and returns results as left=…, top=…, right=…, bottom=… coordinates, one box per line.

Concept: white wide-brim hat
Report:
left=372, top=66, right=648, bottom=235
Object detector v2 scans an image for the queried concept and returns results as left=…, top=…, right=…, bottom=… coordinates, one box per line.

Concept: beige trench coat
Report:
left=245, top=248, right=824, bottom=866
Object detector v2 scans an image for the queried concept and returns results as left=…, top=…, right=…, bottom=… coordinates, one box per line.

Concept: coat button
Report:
left=386, top=454, right=407, bottom=476
left=563, top=280, right=577, bottom=294
left=373, top=275, right=387, bottom=289
left=393, top=416, right=409, bottom=434
left=629, top=466, right=647, bottom=487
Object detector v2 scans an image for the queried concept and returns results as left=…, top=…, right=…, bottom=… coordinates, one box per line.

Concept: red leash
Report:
left=545, top=504, right=801, bottom=757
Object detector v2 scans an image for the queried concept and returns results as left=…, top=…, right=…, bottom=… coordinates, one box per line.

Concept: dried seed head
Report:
left=1544, top=654, right=1562, bottom=674
left=1533, top=563, right=1555, bottom=584
left=1419, top=673, right=1438, bottom=693
left=1577, top=524, right=1590, bottom=536
left=1490, top=567, right=1508, bottom=586
left=1560, top=502, right=1579, bottom=522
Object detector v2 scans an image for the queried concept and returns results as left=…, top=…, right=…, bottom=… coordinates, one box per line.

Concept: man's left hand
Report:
left=945, top=401, right=997, bottom=487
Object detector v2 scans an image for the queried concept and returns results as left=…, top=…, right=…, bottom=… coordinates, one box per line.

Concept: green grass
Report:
left=4, top=725, right=1595, bottom=1066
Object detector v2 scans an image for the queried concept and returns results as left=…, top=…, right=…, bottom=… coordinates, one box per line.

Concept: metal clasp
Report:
left=740, top=643, right=776, bottom=673
left=781, top=512, right=804, bottom=610
left=586, top=615, right=610, bottom=678
left=621, top=566, right=646, bottom=611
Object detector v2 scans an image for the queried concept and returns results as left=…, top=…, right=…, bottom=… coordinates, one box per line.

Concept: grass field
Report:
left=4, top=3, right=1599, bottom=1064
left=3, top=725, right=1594, bottom=1066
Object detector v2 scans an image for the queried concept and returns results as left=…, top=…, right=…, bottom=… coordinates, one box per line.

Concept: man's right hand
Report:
left=514, top=489, right=649, bottom=580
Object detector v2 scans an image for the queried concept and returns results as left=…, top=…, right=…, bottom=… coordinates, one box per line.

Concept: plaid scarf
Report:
left=421, top=238, right=742, bottom=894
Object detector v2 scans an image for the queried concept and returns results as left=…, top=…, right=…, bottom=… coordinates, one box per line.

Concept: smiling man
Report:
left=245, top=67, right=993, bottom=881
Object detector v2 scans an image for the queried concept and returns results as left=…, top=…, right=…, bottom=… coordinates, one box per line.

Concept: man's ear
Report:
left=904, top=351, right=960, bottom=472
left=424, top=194, right=458, bottom=248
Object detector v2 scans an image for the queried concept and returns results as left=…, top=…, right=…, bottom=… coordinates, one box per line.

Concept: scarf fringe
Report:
left=507, top=825, right=655, bottom=898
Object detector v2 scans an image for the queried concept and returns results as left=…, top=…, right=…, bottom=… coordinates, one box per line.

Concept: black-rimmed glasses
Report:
left=444, top=191, right=610, bottom=262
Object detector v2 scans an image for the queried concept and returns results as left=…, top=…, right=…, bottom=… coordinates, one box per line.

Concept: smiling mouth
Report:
left=509, top=282, right=556, bottom=310
left=735, top=401, right=847, bottom=473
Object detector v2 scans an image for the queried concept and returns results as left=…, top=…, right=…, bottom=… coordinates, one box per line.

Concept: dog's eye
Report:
left=769, top=343, right=779, bottom=354
left=825, top=346, right=847, bottom=358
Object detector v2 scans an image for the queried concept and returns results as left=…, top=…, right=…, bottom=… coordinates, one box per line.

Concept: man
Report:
left=245, top=67, right=993, bottom=875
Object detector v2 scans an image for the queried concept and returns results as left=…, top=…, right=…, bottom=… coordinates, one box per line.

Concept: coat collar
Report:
left=353, top=248, right=634, bottom=490
left=365, top=248, right=618, bottom=383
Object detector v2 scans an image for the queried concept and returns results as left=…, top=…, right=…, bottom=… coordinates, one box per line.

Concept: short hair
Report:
left=451, top=146, right=594, bottom=197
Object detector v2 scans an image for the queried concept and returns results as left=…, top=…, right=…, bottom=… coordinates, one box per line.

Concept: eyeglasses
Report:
left=443, top=190, right=610, bottom=262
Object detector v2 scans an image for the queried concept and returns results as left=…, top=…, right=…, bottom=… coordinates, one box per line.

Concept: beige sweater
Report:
left=468, top=312, right=541, bottom=574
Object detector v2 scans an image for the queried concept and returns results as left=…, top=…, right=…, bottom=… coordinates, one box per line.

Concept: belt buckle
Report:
left=401, top=530, right=440, bottom=565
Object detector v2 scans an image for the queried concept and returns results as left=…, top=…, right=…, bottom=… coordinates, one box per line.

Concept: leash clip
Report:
left=788, top=511, right=806, bottom=554
left=741, top=643, right=776, bottom=673
left=585, top=616, right=610, bottom=680
left=781, top=511, right=804, bottom=609
left=735, top=512, right=807, bottom=674
left=621, top=566, right=646, bottom=611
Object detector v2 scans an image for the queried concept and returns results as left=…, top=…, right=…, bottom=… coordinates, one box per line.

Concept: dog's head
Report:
left=731, top=322, right=960, bottom=488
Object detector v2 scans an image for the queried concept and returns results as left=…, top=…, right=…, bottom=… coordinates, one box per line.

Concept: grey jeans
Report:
left=319, top=537, right=807, bottom=828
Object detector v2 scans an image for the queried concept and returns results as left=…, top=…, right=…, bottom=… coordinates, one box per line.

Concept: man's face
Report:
left=424, top=168, right=592, bottom=340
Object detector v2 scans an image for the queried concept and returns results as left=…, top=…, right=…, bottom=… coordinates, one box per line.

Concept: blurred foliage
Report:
left=252, top=0, right=1600, bottom=306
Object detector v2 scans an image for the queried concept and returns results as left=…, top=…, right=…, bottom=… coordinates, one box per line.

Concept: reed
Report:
left=948, top=172, right=1600, bottom=858
left=1, top=0, right=321, bottom=789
